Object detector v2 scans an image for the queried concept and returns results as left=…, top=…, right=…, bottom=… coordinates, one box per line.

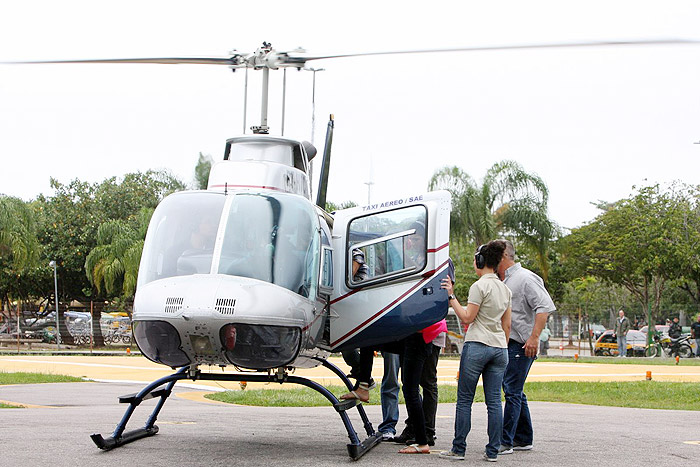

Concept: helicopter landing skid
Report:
left=90, top=359, right=382, bottom=460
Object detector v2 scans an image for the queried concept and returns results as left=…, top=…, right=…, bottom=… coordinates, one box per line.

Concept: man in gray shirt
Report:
left=497, top=240, right=556, bottom=454
left=613, top=309, right=631, bottom=357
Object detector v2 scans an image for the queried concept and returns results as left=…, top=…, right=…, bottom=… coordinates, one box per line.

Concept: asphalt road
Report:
left=1, top=380, right=698, bottom=467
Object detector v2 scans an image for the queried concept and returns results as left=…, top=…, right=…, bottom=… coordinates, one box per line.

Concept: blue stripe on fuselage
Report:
left=334, top=272, right=449, bottom=352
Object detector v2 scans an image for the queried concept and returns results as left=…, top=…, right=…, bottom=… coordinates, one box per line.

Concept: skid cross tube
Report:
left=90, top=361, right=381, bottom=460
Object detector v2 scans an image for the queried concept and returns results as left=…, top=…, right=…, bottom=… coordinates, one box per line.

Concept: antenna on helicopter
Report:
left=316, top=114, right=335, bottom=209
left=364, top=157, right=375, bottom=205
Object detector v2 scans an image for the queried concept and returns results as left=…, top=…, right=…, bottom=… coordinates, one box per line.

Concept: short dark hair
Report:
left=481, top=240, right=507, bottom=269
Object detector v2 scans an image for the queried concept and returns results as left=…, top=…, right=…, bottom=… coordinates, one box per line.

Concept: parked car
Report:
left=594, top=329, right=647, bottom=356
left=580, top=324, right=606, bottom=340
left=639, top=325, right=670, bottom=335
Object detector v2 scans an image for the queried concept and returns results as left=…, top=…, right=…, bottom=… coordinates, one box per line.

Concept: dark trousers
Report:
left=357, top=335, right=432, bottom=445
left=398, top=342, right=440, bottom=438
left=400, top=333, right=434, bottom=446
left=502, top=339, right=535, bottom=447
left=341, top=349, right=361, bottom=377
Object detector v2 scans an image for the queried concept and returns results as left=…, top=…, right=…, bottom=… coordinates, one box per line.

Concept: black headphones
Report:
left=474, top=244, right=486, bottom=269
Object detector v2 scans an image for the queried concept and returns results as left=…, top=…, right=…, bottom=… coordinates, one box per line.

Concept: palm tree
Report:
left=428, top=160, right=556, bottom=279
left=85, top=208, right=152, bottom=297
left=0, top=195, right=39, bottom=269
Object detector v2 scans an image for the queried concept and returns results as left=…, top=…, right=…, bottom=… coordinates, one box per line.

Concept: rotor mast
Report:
left=243, top=42, right=308, bottom=135
left=248, top=42, right=276, bottom=134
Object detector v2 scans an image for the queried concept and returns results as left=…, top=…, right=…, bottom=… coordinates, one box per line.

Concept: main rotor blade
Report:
left=297, top=38, right=699, bottom=62
left=1, top=57, right=239, bottom=65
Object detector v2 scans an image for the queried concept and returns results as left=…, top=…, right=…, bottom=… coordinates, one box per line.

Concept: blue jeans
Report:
left=502, top=339, right=535, bottom=448
left=378, top=352, right=400, bottom=435
left=451, top=341, right=508, bottom=458
left=695, top=338, right=700, bottom=357
left=617, top=335, right=627, bottom=357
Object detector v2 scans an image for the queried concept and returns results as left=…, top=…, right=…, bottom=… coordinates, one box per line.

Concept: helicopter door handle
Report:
left=422, top=286, right=433, bottom=295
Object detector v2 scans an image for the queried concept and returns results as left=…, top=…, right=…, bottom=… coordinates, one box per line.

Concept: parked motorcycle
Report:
left=645, top=333, right=694, bottom=358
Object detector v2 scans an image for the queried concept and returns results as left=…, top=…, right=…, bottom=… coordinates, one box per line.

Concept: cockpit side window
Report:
left=346, top=205, right=427, bottom=287
left=292, top=145, right=306, bottom=172
left=138, top=192, right=226, bottom=287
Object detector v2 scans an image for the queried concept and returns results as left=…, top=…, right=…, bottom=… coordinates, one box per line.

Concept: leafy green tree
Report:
left=0, top=195, right=39, bottom=270
left=561, top=185, right=681, bottom=324
left=666, top=184, right=700, bottom=314
left=428, top=160, right=556, bottom=279
left=38, top=170, right=184, bottom=303
left=85, top=208, right=152, bottom=298
left=0, top=196, right=41, bottom=317
left=325, top=200, right=358, bottom=212
left=194, top=153, right=214, bottom=190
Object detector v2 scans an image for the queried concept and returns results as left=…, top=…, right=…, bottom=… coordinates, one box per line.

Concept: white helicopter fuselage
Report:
left=132, top=134, right=451, bottom=372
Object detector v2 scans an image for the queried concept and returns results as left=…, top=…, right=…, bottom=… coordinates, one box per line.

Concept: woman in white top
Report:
left=439, top=240, right=512, bottom=462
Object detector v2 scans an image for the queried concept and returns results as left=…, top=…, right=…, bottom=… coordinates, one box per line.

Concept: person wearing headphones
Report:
left=439, top=240, right=511, bottom=462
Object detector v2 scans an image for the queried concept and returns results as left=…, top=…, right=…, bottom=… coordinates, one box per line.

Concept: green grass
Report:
left=0, top=371, right=86, bottom=385
left=206, top=380, right=700, bottom=411
left=537, top=356, right=700, bottom=365
left=524, top=381, right=700, bottom=410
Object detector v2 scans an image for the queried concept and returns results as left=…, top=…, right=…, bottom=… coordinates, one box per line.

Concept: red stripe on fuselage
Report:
left=428, top=242, right=449, bottom=253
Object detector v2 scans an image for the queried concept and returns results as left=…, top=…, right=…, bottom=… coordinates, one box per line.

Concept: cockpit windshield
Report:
left=137, top=191, right=319, bottom=299
left=138, top=192, right=226, bottom=288
left=217, top=193, right=319, bottom=298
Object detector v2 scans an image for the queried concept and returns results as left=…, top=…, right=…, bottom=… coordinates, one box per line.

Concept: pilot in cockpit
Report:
left=189, top=214, right=218, bottom=251
left=404, top=220, right=426, bottom=269
left=174, top=213, right=219, bottom=275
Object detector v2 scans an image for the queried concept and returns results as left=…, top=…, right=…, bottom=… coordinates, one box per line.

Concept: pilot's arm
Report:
left=352, top=248, right=369, bottom=282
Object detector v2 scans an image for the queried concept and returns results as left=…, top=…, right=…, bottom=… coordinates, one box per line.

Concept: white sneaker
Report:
left=513, top=444, right=533, bottom=451
left=380, top=432, right=395, bottom=441
left=498, top=445, right=513, bottom=455
left=439, top=450, right=465, bottom=460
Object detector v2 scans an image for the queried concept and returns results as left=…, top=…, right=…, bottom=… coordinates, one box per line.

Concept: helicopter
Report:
left=4, top=39, right=696, bottom=460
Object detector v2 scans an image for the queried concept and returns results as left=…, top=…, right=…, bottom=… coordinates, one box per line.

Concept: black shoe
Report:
left=392, top=432, right=413, bottom=444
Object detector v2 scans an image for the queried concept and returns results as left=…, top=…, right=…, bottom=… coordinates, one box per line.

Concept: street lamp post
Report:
left=49, top=260, right=60, bottom=349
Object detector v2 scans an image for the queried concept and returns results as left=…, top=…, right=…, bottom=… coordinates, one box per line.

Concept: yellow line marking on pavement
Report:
left=683, top=441, right=700, bottom=445
left=0, top=399, right=56, bottom=409
left=1, top=358, right=166, bottom=372
left=176, top=391, right=236, bottom=405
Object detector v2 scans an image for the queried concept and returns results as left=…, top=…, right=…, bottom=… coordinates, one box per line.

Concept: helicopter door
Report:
left=328, top=190, right=451, bottom=352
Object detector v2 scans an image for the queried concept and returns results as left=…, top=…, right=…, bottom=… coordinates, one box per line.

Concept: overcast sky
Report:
left=1, top=0, right=699, bottom=230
